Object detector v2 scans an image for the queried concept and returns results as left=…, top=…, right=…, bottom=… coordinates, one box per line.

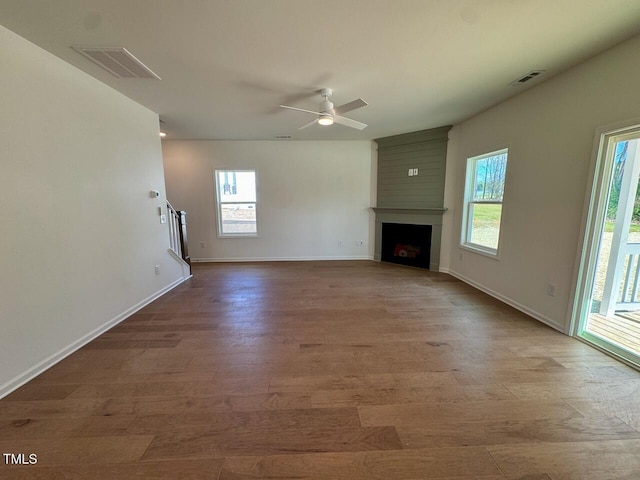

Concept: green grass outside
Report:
left=472, top=203, right=502, bottom=225
left=604, top=221, right=640, bottom=233
left=473, top=206, right=640, bottom=233
left=473, top=205, right=640, bottom=233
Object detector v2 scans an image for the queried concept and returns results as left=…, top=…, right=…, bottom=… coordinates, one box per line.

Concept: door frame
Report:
left=570, top=118, right=640, bottom=367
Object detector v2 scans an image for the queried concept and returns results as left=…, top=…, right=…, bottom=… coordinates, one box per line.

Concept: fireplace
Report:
left=373, top=208, right=445, bottom=271
left=381, top=223, right=431, bottom=269
left=373, top=126, right=451, bottom=271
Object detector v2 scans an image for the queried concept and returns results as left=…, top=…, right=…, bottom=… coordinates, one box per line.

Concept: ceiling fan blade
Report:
left=334, top=115, right=367, bottom=130
left=298, top=119, right=318, bottom=130
left=333, top=98, right=367, bottom=116
left=280, top=105, right=321, bottom=116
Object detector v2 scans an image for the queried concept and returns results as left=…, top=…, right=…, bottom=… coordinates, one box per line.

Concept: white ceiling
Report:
left=2, top=0, right=640, bottom=140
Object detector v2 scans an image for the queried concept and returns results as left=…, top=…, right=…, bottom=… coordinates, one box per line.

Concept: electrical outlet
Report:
left=200, top=241, right=206, bottom=248
left=413, top=168, right=419, bottom=176
left=154, top=265, right=160, bottom=275
left=547, top=283, right=556, bottom=297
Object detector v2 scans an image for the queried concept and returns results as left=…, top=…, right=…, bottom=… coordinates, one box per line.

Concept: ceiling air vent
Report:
left=510, top=70, right=545, bottom=86
left=72, top=47, right=161, bottom=79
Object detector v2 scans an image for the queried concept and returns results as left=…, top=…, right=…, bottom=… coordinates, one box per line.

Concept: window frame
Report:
left=460, top=148, right=508, bottom=258
left=214, top=169, right=259, bottom=238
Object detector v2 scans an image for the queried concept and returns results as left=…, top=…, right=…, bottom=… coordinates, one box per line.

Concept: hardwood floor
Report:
left=2, top=260, right=640, bottom=479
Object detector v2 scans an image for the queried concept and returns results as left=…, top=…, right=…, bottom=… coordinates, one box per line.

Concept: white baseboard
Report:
left=192, top=255, right=374, bottom=263
left=445, top=269, right=566, bottom=333
left=0, top=275, right=191, bottom=400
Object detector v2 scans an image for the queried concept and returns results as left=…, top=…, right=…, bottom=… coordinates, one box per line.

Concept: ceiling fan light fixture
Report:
left=318, top=114, right=334, bottom=126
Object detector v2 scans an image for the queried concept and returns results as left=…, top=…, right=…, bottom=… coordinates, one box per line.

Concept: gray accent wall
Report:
left=373, top=126, right=452, bottom=270
left=376, top=126, right=451, bottom=209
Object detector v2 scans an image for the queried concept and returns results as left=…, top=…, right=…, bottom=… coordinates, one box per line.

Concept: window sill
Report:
left=460, top=243, right=500, bottom=260
left=217, top=233, right=260, bottom=239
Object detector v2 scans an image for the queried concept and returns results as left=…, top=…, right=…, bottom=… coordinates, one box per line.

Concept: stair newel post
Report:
left=179, top=210, right=190, bottom=267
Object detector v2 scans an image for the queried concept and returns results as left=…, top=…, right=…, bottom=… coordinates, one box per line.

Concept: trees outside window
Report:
left=461, top=149, right=508, bottom=256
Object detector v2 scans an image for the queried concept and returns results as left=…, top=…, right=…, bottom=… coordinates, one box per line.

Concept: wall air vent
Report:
left=274, top=135, right=292, bottom=139
left=72, top=47, right=161, bottom=79
left=510, top=70, right=546, bottom=86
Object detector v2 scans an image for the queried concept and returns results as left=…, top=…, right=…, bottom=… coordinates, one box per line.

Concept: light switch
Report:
left=408, top=169, right=413, bottom=177
left=160, top=214, right=167, bottom=224
left=413, top=168, right=419, bottom=176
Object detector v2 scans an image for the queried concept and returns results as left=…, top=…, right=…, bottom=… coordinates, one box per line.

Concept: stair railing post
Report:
left=178, top=210, right=191, bottom=270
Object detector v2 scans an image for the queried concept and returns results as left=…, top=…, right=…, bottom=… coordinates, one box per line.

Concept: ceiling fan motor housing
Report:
left=319, top=88, right=334, bottom=114
left=320, top=99, right=334, bottom=114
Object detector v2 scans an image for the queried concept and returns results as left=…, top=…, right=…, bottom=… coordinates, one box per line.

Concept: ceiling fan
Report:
left=279, top=88, right=368, bottom=130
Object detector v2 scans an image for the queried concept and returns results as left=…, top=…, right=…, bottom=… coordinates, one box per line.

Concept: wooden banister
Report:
left=167, top=201, right=191, bottom=273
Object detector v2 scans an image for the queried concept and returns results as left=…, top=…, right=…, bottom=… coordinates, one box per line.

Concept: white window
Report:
left=461, top=148, right=508, bottom=256
left=215, top=170, right=258, bottom=237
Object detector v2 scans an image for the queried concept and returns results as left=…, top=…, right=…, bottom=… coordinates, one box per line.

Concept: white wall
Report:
left=163, top=141, right=374, bottom=261
left=0, top=26, right=187, bottom=397
left=442, top=34, right=640, bottom=332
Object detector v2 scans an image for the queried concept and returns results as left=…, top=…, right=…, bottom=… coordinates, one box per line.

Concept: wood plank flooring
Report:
left=1, top=260, right=640, bottom=479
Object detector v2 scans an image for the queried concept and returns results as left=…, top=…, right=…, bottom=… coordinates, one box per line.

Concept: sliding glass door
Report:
left=574, top=124, right=640, bottom=367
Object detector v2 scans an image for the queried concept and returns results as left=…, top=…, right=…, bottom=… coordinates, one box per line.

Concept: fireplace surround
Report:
left=373, top=207, right=446, bottom=270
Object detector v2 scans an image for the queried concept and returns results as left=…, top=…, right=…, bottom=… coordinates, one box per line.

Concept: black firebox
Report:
left=381, top=223, right=431, bottom=270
